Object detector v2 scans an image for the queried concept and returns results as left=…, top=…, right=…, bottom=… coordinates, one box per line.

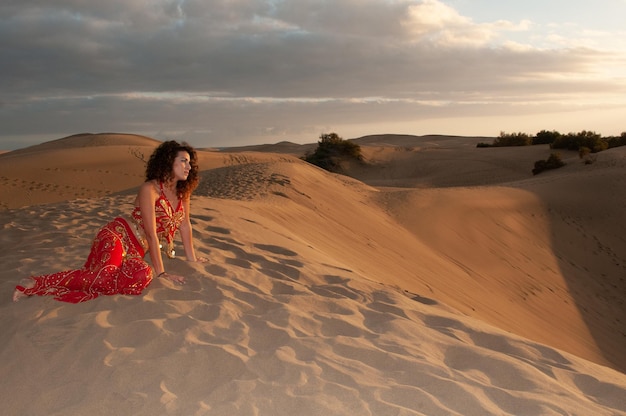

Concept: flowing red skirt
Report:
left=16, top=217, right=153, bottom=303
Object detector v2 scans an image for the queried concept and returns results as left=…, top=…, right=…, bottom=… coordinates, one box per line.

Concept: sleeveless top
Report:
left=130, top=182, right=185, bottom=258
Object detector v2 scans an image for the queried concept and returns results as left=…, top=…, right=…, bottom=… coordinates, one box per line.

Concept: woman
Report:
left=13, top=140, right=207, bottom=303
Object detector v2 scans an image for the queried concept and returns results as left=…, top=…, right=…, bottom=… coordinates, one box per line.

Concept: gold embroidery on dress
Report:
left=130, top=183, right=184, bottom=259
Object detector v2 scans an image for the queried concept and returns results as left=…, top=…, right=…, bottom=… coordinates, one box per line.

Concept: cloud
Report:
left=403, top=0, right=485, bottom=44
left=1, top=0, right=625, bottom=148
left=0, top=0, right=601, bottom=95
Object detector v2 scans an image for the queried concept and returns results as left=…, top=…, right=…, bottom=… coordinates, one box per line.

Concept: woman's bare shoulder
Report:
left=136, top=180, right=160, bottom=202
left=138, top=180, right=159, bottom=193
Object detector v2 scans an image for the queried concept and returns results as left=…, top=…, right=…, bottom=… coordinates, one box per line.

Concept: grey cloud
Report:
left=1, top=0, right=624, bottom=148
left=1, top=0, right=604, bottom=98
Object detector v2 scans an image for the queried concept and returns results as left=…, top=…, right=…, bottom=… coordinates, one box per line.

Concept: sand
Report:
left=0, top=133, right=624, bottom=415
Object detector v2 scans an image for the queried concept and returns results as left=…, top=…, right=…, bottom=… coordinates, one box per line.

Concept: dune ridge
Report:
left=0, top=133, right=624, bottom=415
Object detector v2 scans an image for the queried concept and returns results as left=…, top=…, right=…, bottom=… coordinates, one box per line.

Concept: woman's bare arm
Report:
left=137, top=181, right=165, bottom=275
left=180, top=197, right=207, bottom=263
left=179, top=197, right=197, bottom=262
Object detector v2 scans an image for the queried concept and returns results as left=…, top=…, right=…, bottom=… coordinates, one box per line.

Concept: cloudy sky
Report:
left=1, top=0, right=625, bottom=150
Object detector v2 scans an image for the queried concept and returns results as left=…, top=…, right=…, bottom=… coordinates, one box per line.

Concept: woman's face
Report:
left=172, top=150, right=191, bottom=182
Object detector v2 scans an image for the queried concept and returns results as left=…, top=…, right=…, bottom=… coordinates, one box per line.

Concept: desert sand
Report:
left=0, top=133, right=624, bottom=415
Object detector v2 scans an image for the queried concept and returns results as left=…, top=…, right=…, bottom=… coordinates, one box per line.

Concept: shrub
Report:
left=533, top=130, right=561, bottom=145
left=578, top=146, right=597, bottom=164
left=551, top=130, right=607, bottom=152
left=606, top=132, right=626, bottom=149
left=493, top=131, right=532, bottom=147
left=303, top=132, right=363, bottom=172
left=478, top=129, right=624, bottom=151
left=532, top=152, right=565, bottom=175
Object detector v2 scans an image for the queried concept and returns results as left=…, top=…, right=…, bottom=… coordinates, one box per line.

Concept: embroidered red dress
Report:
left=15, top=183, right=185, bottom=303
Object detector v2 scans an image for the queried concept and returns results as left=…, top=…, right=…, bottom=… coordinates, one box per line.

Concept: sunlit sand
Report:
left=1, top=133, right=624, bottom=415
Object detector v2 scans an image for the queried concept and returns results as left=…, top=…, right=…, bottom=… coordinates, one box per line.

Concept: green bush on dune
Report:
left=532, top=153, right=565, bottom=175
left=551, top=131, right=607, bottom=152
left=476, top=129, right=625, bottom=173
left=302, top=132, right=364, bottom=172
left=495, top=131, right=533, bottom=146
left=478, top=130, right=625, bottom=151
left=533, top=130, right=562, bottom=145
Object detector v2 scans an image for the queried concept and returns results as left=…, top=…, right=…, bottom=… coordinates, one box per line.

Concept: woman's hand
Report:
left=159, top=272, right=185, bottom=285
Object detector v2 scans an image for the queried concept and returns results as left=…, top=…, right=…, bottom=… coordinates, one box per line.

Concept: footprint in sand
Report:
left=310, top=275, right=365, bottom=301
left=573, top=373, right=626, bottom=409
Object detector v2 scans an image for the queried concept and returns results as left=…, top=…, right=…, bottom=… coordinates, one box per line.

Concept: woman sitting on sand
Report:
left=13, top=140, right=207, bottom=303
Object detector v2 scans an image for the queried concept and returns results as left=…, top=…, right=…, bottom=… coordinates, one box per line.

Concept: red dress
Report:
left=15, top=184, right=185, bottom=303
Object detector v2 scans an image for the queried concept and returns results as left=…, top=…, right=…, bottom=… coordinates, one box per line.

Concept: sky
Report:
left=1, top=0, right=625, bottom=150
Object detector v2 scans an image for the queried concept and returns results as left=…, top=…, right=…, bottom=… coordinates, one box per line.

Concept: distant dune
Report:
left=1, top=132, right=624, bottom=415
left=15, top=132, right=161, bottom=152
left=208, top=140, right=317, bottom=155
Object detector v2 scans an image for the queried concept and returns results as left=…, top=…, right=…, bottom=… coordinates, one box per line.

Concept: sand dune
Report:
left=0, top=133, right=158, bottom=209
left=0, top=133, right=625, bottom=415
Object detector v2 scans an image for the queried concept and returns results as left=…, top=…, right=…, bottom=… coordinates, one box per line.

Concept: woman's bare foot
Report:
left=12, top=278, right=34, bottom=302
left=13, top=288, right=26, bottom=302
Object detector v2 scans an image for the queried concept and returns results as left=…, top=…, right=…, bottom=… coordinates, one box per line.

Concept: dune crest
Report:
left=14, top=132, right=162, bottom=152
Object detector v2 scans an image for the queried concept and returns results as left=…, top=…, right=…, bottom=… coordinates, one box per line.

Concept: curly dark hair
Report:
left=145, top=140, right=199, bottom=199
